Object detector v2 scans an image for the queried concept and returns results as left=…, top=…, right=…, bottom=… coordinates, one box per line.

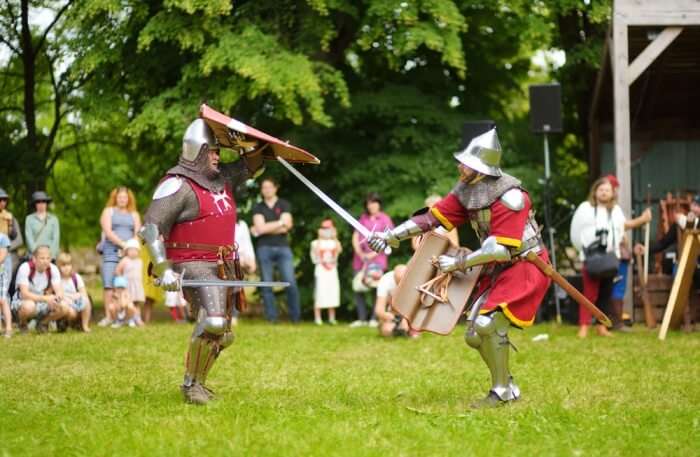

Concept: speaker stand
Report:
left=542, top=131, right=562, bottom=324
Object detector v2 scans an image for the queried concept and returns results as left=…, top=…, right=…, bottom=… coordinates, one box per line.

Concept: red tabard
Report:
left=166, top=177, right=237, bottom=263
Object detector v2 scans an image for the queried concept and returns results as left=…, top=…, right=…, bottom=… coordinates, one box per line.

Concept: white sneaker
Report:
left=349, top=320, right=366, bottom=328
left=128, top=319, right=137, bottom=328
left=111, top=321, right=123, bottom=329
left=315, top=319, right=323, bottom=326
left=368, top=319, right=379, bottom=328
left=97, top=317, right=112, bottom=327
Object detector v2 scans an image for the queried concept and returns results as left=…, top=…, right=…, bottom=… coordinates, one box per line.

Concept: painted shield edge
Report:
left=391, top=231, right=481, bottom=335
left=199, top=104, right=320, bottom=164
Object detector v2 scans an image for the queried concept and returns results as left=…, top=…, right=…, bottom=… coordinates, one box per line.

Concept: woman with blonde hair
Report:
left=97, top=187, right=141, bottom=327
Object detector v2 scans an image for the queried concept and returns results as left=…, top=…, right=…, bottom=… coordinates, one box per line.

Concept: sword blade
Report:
left=276, top=156, right=370, bottom=238
left=180, top=279, right=289, bottom=288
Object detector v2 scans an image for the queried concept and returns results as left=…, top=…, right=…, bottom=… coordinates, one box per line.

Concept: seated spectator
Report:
left=25, top=191, right=60, bottom=260
left=0, top=232, right=12, bottom=337
left=11, top=245, right=66, bottom=333
left=373, top=264, right=418, bottom=338
left=56, top=253, right=92, bottom=333
left=111, top=275, right=138, bottom=328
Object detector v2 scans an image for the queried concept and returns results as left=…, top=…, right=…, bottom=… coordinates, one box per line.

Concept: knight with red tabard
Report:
left=368, top=128, right=551, bottom=408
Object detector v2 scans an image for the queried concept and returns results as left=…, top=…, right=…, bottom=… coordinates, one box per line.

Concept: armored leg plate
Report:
left=467, top=311, right=519, bottom=402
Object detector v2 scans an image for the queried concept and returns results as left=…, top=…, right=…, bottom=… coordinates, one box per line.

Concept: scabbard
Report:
left=525, top=251, right=612, bottom=327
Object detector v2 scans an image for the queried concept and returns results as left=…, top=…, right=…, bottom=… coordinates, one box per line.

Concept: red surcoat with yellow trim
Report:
left=431, top=191, right=551, bottom=327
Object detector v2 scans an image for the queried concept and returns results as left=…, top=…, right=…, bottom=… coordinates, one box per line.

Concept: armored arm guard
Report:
left=367, top=207, right=440, bottom=253
left=438, top=236, right=511, bottom=273
left=138, top=223, right=170, bottom=276
left=368, top=219, right=425, bottom=252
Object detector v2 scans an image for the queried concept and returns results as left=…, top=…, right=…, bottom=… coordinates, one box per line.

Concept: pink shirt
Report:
left=352, top=211, right=394, bottom=271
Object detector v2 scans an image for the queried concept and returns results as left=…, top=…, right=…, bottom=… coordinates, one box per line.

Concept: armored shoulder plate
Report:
left=153, top=176, right=183, bottom=200
left=500, top=188, right=524, bottom=211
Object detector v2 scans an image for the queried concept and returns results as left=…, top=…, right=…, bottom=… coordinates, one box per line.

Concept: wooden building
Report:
left=588, top=0, right=700, bottom=325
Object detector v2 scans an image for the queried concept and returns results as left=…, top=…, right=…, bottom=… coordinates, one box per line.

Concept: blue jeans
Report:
left=257, top=245, right=301, bottom=322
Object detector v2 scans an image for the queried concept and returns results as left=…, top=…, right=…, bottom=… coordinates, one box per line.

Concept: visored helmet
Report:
left=453, top=128, right=502, bottom=177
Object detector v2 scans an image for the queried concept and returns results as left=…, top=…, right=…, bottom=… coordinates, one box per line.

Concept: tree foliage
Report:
left=1, top=0, right=613, bottom=311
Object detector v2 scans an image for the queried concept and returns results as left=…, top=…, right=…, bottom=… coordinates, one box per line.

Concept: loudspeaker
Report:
left=461, top=120, right=495, bottom=149
left=529, top=83, right=562, bottom=133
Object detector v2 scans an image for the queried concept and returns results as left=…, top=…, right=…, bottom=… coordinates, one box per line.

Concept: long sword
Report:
left=180, top=279, right=289, bottom=288
left=277, top=156, right=391, bottom=254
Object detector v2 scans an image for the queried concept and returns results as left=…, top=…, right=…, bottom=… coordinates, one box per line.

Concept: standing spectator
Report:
left=350, top=192, right=394, bottom=327
left=139, top=243, right=163, bottom=324
left=111, top=275, right=138, bottom=328
left=116, top=239, right=145, bottom=326
left=98, top=187, right=141, bottom=327
left=0, top=233, right=12, bottom=337
left=310, top=219, right=342, bottom=325
left=56, top=252, right=92, bottom=332
left=252, top=178, right=301, bottom=323
left=11, top=245, right=66, bottom=332
left=570, top=177, right=648, bottom=338
left=25, top=191, right=60, bottom=260
left=0, top=187, right=23, bottom=274
left=232, top=212, right=257, bottom=326
left=165, top=290, right=188, bottom=323
left=603, top=175, right=651, bottom=329
left=236, top=215, right=257, bottom=274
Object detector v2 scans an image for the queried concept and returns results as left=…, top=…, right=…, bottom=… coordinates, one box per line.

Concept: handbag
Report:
left=583, top=206, right=619, bottom=279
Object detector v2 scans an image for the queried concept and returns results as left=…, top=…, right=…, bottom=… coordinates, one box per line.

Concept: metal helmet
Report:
left=0, top=187, right=8, bottom=199
left=453, top=128, right=502, bottom=177
left=181, top=118, right=217, bottom=163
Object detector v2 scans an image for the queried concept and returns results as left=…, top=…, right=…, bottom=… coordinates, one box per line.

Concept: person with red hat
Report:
left=310, top=219, right=342, bottom=325
left=571, top=176, right=652, bottom=337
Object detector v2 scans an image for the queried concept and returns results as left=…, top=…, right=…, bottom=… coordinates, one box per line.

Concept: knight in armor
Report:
left=367, top=128, right=551, bottom=408
left=140, top=118, right=264, bottom=404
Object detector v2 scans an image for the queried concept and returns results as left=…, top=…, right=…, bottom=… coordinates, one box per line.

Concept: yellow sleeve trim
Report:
left=430, top=207, right=455, bottom=231
left=479, top=302, right=535, bottom=328
left=495, top=236, right=522, bottom=248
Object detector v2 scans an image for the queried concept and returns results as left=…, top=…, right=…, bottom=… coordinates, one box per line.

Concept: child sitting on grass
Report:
left=111, top=275, right=138, bottom=328
left=56, top=252, right=92, bottom=332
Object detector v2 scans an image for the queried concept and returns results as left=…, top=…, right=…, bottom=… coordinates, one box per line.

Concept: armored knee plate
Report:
left=184, top=313, right=233, bottom=387
left=203, top=316, right=227, bottom=335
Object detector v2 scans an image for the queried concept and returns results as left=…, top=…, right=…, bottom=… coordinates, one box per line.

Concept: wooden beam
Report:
left=613, top=13, right=633, bottom=234
left=658, top=232, right=700, bottom=340
left=623, top=14, right=700, bottom=26
left=616, top=0, right=700, bottom=14
left=627, top=27, right=683, bottom=86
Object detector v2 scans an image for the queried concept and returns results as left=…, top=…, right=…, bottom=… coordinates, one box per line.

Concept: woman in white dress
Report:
left=310, top=219, right=342, bottom=325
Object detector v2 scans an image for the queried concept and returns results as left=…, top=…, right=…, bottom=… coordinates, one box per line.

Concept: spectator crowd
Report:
left=1, top=171, right=681, bottom=340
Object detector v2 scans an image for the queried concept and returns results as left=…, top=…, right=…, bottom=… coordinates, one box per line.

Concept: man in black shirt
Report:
left=252, top=178, right=301, bottom=322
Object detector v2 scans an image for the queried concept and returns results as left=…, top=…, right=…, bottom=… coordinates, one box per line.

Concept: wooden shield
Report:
left=392, top=231, right=482, bottom=335
left=199, top=104, right=320, bottom=164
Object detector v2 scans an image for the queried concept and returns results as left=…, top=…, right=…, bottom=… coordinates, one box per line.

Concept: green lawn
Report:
left=1, top=321, right=699, bottom=456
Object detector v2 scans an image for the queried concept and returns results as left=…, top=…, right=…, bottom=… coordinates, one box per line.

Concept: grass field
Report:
left=1, top=321, right=699, bottom=457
